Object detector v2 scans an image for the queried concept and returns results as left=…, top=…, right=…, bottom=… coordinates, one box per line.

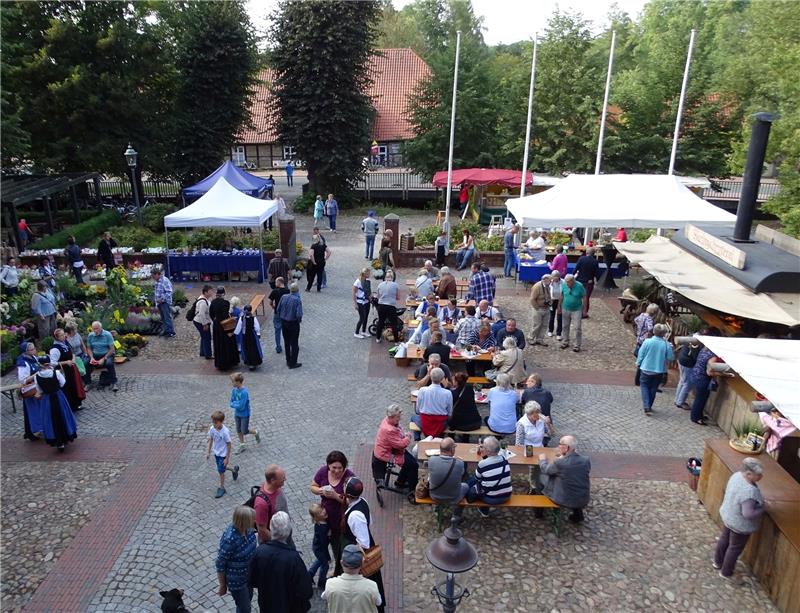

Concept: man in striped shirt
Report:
left=467, top=437, right=512, bottom=517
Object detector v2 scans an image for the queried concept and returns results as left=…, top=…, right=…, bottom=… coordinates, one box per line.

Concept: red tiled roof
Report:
left=236, top=48, right=431, bottom=145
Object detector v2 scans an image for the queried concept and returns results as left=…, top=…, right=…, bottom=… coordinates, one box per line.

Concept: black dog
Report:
left=159, top=588, right=188, bottom=613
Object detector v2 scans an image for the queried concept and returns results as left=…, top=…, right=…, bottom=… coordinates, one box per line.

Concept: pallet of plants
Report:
left=729, top=418, right=766, bottom=454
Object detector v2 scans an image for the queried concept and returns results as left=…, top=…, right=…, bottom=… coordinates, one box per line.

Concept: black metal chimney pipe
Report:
left=733, top=112, right=776, bottom=242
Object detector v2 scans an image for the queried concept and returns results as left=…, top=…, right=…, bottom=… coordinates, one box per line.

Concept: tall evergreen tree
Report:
left=168, top=0, right=258, bottom=185
left=269, top=0, right=380, bottom=197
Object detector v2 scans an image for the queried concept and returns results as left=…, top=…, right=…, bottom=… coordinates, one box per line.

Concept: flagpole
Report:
left=443, top=30, right=462, bottom=248
left=668, top=28, right=696, bottom=175
left=519, top=35, right=538, bottom=199
left=595, top=30, right=616, bottom=175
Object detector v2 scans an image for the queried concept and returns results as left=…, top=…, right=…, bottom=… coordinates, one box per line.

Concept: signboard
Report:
left=685, top=224, right=746, bottom=269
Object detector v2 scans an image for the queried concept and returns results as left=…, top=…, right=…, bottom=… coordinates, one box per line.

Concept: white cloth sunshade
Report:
left=506, top=174, right=735, bottom=229
left=165, top=177, right=278, bottom=228
left=615, top=236, right=800, bottom=327
left=697, top=336, right=800, bottom=428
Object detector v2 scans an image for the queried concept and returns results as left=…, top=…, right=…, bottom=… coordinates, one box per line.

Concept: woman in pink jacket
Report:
left=549, top=245, right=568, bottom=277
left=371, top=404, right=419, bottom=491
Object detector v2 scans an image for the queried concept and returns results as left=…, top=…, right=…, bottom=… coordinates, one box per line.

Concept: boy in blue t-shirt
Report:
left=230, top=372, right=260, bottom=453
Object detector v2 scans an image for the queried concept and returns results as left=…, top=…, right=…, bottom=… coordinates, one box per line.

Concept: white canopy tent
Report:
left=164, top=177, right=279, bottom=280
left=506, top=174, right=735, bottom=228
left=697, top=336, right=800, bottom=428
left=615, top=236, right=800, bottom=327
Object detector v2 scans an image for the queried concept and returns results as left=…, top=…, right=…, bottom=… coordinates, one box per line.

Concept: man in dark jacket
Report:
left=574, top=246, right=600, bottom=318
left=538, top=435, right=591, bottom=523
left=97, top=231, right=117, bottom=271
left=250, top=511, right=312, bottom=613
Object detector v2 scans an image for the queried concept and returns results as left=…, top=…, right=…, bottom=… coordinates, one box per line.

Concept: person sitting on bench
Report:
left=466, top=437, right=512, bottom=517
left=372, top=404, right=418, bottom=491
left=537, top=435, right=591, bottom=523
left=429, top=437, right=468, bottom=524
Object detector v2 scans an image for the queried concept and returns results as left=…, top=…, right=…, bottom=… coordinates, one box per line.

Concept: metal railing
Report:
left=87, top=179, right=182, bottom=201
left=701, top=179, right=780, bottom=202
left=355, top=171, right=436, bottom=200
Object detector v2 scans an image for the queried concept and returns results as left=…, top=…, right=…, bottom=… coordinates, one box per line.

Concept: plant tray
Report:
left=114, top=356, right=128, bottom=364
left=728, top=438, right=764, bottom=455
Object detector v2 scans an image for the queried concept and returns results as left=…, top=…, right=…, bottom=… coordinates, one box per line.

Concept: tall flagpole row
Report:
left=519, top=35, right=538, bottom=199
left=443, top=30, right=461, bottom=247
left=669, top=28, right=696, bottom=175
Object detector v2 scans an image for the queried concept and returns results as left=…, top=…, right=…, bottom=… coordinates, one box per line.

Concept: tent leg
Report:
left=260, top=230, right=265, bottom=284
left=165, top=230, right=170, bottom=278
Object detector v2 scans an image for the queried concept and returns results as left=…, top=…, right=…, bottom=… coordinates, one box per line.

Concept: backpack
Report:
left=185, top=297, right=205, bottom=321
left=244, top=485, right=272, bottom=512
left=678, top=343, right=700, bottom=368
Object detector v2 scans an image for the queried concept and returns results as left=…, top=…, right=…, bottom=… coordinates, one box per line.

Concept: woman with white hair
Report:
left=633, top=304, right=660, bottom=386
left=714, top=458, right=765, bottom=581
left=488, top=336, right=527, bottom=386
left=635, top=323, right=674, bottom=415
left=515, top=401, right=553, bottom=447
left=486, top=373, right=518, bottom=435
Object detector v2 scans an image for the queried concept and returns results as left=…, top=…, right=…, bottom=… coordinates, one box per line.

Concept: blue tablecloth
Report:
left=168, top=254, right=265, bottom=283
left=517, top=261, right=624, bottom=283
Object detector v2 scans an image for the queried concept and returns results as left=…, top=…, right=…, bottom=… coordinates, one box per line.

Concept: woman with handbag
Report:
left=209, top=287, right=240, bottom=371
left=342, top=477, right=385, bottom=613
left=17, top=342, right=47, bottom=441
left=49, top=328, right=86, bottom=411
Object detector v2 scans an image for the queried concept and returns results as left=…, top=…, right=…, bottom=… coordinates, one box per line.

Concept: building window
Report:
left=282, top=145, right=296, bottom=161
left=232, top=146, right=246, bottom=166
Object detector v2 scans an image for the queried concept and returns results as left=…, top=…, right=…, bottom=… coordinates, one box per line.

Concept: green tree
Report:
left=0, top=2, right=35, bottom=168
left=405, top=0, right=498, bottom=178
left=269, top=0, right=380, bottom=197
left=167, top=0, right=258, bottom=185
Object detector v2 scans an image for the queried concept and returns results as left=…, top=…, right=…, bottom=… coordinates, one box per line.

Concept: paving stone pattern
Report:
left=401, top=478, right=778, bottom=613
left=0, top=211, right=773, bottom=612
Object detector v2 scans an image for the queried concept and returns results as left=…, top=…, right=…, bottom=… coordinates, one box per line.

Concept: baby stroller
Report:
left=368, top=296, right=406, bottom=341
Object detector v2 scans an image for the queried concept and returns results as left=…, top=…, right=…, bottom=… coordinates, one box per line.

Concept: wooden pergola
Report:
left=1, top=172, right=101, bottom=249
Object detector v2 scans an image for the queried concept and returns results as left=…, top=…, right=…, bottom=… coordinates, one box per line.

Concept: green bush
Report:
left=452, top=220, right=483, bottom=238
left=22, top=209, right=101, bottom=224
left=31, top=210, right=121, bottom=250
left=186, top=228, right=231, bottom=250
left=293, top=191, right=316, bottom=214
left=631, top=229, right=656, bottom=243
left=549, top=231, right=571, bottom=247
left=475, top=235, right=504, bottom=252
left=107, top=225, right=158, bottom=251
left=141, top=203, right=177, bottom=233
left=414, top=225, right=442, bottom=247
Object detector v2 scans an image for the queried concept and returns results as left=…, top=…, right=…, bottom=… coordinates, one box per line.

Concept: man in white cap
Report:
left=322, top=544, right=381, bottom=613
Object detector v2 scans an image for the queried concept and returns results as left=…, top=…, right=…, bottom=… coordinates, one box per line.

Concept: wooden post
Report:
left=70, top=186, right=80, bottom=224
left=93, top=176, right=103, bottom=205
left=43, top=196, right=55, bottom=235
left=278, top=215, right=297, bottom=269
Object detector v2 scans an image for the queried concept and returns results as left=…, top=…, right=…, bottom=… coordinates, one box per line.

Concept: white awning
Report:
left=615, top=236, right=800, bottom=327
left=165, top=177, right=278, bottom=228
left=697, top=336, right=800, bottom=428
left=506, top=174, right=735, bottom=228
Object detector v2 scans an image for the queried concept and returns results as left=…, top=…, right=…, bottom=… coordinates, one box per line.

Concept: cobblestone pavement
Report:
left=0, top=211, right=774, bottom=612
left=1, top=461, right=126, bottom=612
left=401, top=478, right=777, bottom=613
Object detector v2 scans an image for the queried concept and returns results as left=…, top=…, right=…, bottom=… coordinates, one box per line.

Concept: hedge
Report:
left=31, top=210, right=122, bottom=250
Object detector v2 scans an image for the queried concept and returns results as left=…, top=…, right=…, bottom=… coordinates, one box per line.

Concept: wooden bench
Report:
left=1, top=383, right=21, bottom=413
left=415, top=494, right=562, bottom=534
left=250, top=294, right=266, bottom=316
left=466, top=376, right=491, bottom=386
left=408, top=421, right=505, bottom=441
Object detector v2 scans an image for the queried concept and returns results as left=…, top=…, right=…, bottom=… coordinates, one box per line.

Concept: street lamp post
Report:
left=124, top=143, right=143, bottom=226
left=425, top=525, right=478, bottom=613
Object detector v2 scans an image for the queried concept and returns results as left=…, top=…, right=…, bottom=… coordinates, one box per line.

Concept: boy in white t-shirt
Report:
left=206, top=410, right=239, bottom=498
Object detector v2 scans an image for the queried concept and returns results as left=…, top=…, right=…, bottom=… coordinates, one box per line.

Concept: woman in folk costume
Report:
left=209, top=286, right=240, bottom=371
left=49, top=328, right=86, bottom=411
left=17, top=342, right=47, bottom=441
left=34, top=357, right=78, bottom=452
left=234, top=305, right=263, bottom=371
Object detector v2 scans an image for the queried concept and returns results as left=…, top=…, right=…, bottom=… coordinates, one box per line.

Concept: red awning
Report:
left=431, top=168, right=534, bottom=188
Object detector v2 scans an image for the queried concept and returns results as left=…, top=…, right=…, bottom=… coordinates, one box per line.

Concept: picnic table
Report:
left=405, top=298, right=477, bottom=308
left=1, top=383, right=21, bottom=413
left=417, top=441, right=558, bottom=469
left=404, top=345, right=493, bottom=362
left=406, top=319, right=454, bottom=331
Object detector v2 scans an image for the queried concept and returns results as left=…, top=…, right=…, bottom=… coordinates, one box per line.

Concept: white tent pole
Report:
left=595, top=30, right=616, bottom=175
left=164, top=229, right=170, bottom=277
left=259, top=228, right=265, bottom=284
left=444, top=30, right=461, bottom=246
left=668, top=28, right=696, bottom=175
left=519, top=35, right=539, bottom=199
